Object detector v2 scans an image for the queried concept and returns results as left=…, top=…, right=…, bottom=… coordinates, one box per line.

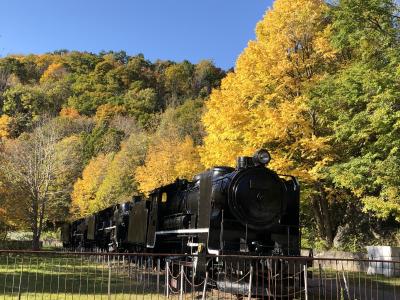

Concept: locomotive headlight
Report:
left=253, top=149, right=271, bottom=166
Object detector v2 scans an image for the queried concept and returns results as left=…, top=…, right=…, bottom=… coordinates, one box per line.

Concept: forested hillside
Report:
left=0, top=0, right=399, bottom=251
left=0, top=51, right=225, bottom=248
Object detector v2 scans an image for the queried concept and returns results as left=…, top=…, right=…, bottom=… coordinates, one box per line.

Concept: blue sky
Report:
left=0, top=1, right=273, bottom=70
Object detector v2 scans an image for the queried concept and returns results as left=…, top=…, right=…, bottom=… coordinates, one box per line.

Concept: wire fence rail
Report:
left=0, top=250, right=398, bottom=299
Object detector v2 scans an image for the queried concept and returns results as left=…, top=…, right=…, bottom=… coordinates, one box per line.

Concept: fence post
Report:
left=108, top=255, right=111, bottom=300
left=179, top=264, right=184, bottom=300
left=17, top=257, right=23, bottom=300
left=248, top=265, right=253, bottom=300
left=304, top=265, right=308, bottom=300
left=157, top=258, right=160, bottom=294
left=166, top=261, right=169, bottom=298
left=202, top=272, right=208, bottom=300
left=342, top=266, right=350, bottom=299
left=318, top=263, right=323, bottom=297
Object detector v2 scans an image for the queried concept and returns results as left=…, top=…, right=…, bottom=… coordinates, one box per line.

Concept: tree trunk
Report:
left=37, top=200, right=46, bottom=248
left=311, top=197, right=326, bottom=238
left=311, top=192, right=334, bottom=249
left=31, top=197, right=42, bottom=250
left=31, top=199, right=46, bottom=251
left=319, top=195, right=334, bottom=248
left=31, top=220, right=41, bottom=250
left=0, top=226, right=8, bottom=241
left=32, top=234, right=41, bottom=250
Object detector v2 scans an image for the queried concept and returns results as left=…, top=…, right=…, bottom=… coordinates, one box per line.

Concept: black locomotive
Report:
left=62, top=149, right=300, bottom=256
left=61, top=149, right=302, bottom=294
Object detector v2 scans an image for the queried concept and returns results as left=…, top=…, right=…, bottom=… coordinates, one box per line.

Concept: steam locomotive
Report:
left=61, top=149, right=301, bottom=295
left=62, top=149, right=300, bottom=256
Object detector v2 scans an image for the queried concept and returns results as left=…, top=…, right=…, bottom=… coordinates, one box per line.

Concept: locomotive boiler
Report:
left=62, top=149, right=300, bottom=257
left=145, top=149, right=300, bottom=257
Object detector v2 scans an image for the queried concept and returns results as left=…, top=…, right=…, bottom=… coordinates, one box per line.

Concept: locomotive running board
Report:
left=155, top=228, right=209, bottom=235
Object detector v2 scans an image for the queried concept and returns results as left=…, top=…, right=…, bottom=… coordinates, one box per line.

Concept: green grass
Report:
left=0, top=254, right=167, bottom=299
left=310, top=267, right=400, bottom=287
left=1, top=254, right=398, bottom=299
left=307, top=267, right=400, bottom=299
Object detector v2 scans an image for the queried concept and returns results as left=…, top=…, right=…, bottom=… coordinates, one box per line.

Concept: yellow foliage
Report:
left=95, top=130, right=149, bottom=206
left=135, top=134, right=203, bottom=195
left=0, top=167, right=30, bottom=228
left=59, top=107, right=80, bottom=119
left=0, top=115, right=12, bottom=139
left=95, top=104, right=126, bottom=122
left=34, top=54, right=61, bottom=70
left=71, top=153, right=113, bottom=217
left=363, top=193, right=400, bottom=222
left=40, top=62, right=67, bottom=83
left=201, top=0, right=334, bottom=182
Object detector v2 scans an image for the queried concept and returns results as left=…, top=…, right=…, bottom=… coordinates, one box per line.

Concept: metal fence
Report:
left=0, top=250, right=398, bottom=299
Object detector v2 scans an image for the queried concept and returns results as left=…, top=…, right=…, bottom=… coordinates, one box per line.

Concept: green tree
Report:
left=312, top=0, right=400, bottom=222
left=164, top=61, right=194, bottom=106
left=158, top=98, right=205, bottom=144
left=64, top=51, right=101, bottom=74
left=81, top=122, right=125, bottom=163
left=123, top=85, right=157, bottom=127
left=193, top=60, right=225, bottom=97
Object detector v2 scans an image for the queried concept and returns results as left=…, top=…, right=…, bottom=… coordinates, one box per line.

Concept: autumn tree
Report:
left=0, top=115, right=11, bottom=139
left=59, top=107, right=80, bottom=119
left=0, top=120, right=60, bottom=249
left=95, top=129, right=148, bottom=207
left=71, top=153, right=113, bottom=217
left=135, top=132, right=203, bottom=194
left=0, top=162, right=28, bottom=238
left=2, top=79, right=72, bottom=136
left=47, top=135, right=84, bottom=223
left=95, top=103, right=126, bottom=123
left=157, top=98, right=205, bottom=144
left=40, top=62, right=67, bottom=83
left=201, top=0, right=339, bottom=247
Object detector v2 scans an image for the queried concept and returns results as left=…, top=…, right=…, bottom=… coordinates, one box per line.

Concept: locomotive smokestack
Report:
left=236, top=156, right=254, bottom=169
left=236, top=149, right=271, bottom=169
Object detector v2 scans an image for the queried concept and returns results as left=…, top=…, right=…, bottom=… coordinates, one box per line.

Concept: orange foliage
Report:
left=95, top=104, right=126, bottom=122
left=0, top=115, right=12, bottom=139
left=59, top=107, right=80, bottom=119
left=40, top=62, right=67, bottom=82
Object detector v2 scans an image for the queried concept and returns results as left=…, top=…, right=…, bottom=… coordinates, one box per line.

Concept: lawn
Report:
left=0, top=253, right=398, bottom=299
left=306, top=266, right=400, bottom=300
left=0, top=254, right=169, bottom=299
